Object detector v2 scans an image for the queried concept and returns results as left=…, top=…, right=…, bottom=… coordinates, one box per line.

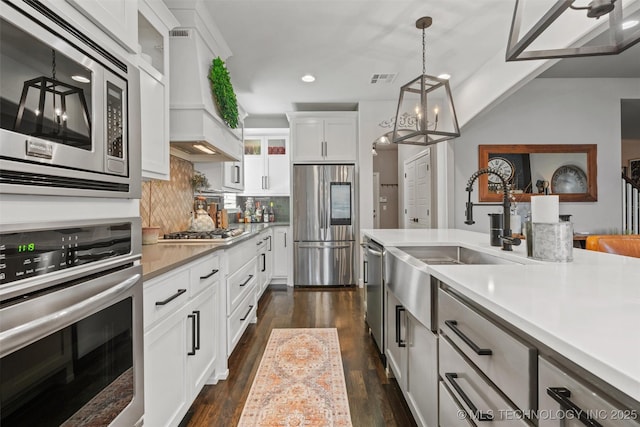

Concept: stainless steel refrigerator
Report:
left=293, top=164, right=356, bottom=286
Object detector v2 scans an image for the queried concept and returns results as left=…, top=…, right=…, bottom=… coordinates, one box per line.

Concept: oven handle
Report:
left=0, top=273, right=141, bottom=356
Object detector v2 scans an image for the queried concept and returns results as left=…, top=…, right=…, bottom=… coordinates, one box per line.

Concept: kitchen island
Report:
left=362, top=228, right=640, bottom=424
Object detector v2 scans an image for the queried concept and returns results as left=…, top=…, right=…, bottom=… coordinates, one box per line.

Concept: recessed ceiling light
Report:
left=301, top=74, right=316, bottom=83
left=71, top=75, right=90, bottom=83
left=622, top=20, right=639, bottom=30
left=437, top=73, right=451, bottom=80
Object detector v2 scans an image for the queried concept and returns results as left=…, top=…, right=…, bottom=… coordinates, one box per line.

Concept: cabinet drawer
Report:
left=191, top=253, right=220, bottom=297
left=227, top=236, right=258, bottom=273
left=538, top=357, right=640, bottom=427
left=438, top=288, right=536, bottom=412
left=227, top=288, right=257, bottom=353
left=144, top=268, right=190, bottom=329
left=227, top=257, right=257, bottom=314
left=440, top=381, right=475, bottom=427
left=440, top=337, right=531, bottom=426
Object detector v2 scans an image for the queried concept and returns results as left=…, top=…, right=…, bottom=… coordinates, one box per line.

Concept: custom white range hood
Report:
left=166, top=0, right=244, bottom=162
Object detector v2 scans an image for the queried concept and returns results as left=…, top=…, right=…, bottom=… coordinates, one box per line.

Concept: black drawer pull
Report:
left=445, top=373, right=493, bottom=421
left=547, top=387, right=603, bottom=427
left=395, top=305, right=406, bottom=347
left=193, top=310, right=201, bottom=350
left=240, top=305, right=254, bottom=321
left=261, top=253, right=266, bottom=272
left=200, top=269, right=219, bottom=280
left=187, top=313, right=197, bottom=356
left=155, top=289, right=187, bottom=306
left=445, top=320, right=492, bottom=355
left=239, top=275, right=253, bottom=287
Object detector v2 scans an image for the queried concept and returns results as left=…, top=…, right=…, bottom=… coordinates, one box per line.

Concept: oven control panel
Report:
left=0, top=223, right=131, bottom=286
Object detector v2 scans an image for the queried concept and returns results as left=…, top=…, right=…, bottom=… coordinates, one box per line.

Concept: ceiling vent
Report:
left=370, top=73, right=397, bottom=84
left=169, top=28, right=192, bottom=38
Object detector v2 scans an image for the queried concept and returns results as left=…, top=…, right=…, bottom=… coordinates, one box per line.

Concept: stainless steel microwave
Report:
left=0, top=0, right=141, bottom=198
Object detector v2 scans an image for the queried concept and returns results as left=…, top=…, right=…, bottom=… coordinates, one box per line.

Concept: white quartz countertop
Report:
left=362, top=228, right=640, bottom=403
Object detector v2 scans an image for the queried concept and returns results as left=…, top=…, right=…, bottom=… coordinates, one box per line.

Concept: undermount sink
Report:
left=396, top=246, right=522, bottom=265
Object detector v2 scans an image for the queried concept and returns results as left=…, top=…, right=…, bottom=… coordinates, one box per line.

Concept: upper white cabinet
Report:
left=66, top=0, right=139, bottom=53
left=288, top=112, right=357, bottom=163
left=243, top=129, right=290, bottom=195
left=139, top=0, right=179, bottom=181
left=195, top=159, right=244, bottom=193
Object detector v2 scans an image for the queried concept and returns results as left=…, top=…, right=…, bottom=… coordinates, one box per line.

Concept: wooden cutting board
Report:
left=219, top=209, right=228, bottom=229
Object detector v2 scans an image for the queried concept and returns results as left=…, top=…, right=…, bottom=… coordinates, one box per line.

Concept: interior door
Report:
left=404, top=160, right=416, bottom=228
left=415, top=151, right=431, bottom=228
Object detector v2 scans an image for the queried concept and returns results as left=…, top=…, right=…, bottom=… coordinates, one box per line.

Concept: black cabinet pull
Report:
left=261, top=253, right=266, bottom=272
left=193, top=310, right=201, bottom=350
left=395, top=305, right=406, bottom=347
left=200, top=269, right=219, bottom=280
left=239, top=275, right=253, bottom=287
left=284, top=233, right=287, bottom=247
left=187, top=313, right=197, bottom=356
left=445, top=320, right=492, bottom=355
left=234, top=165, right=240, bottom=183
left=240, top=305, right=254, bottom=321
left=155, top=289, right=186, bottom=306
left=363, top=260, right=368, bottom=284
left=445, top=373, right=493, bottom=421
left=547, top=387, right=603, bottom=427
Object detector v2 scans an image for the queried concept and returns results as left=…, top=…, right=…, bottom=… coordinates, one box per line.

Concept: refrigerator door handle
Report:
left=297, top=243, right=351, bottom=249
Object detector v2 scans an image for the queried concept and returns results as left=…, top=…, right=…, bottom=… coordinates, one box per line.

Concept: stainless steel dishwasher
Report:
left=363, top=237, right=384, bottom=360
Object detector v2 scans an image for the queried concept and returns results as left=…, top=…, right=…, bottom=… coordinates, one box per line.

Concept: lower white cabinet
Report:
left=385, top=286, right=438, bottom=427
left=257, top=229, right=273, bottom=297
left=143, top=252, right=224, bottom=427
left=225, top=237, right=258, bottom=355
left=272, top=226, right=290, bottom=282
left=144, top=305, right=190, bottom=427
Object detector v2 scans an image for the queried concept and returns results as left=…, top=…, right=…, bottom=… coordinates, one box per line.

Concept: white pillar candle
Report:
left=531, top=195, right=559, bottom=223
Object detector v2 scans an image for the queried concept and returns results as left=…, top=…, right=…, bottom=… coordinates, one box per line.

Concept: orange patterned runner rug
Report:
left=238, top=328, right=353, bottom=426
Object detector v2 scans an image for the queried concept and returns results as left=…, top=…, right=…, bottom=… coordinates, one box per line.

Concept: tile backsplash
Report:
left=140, top=155, right=291, bottom=234
left=140, top=155, right=194, bottom=235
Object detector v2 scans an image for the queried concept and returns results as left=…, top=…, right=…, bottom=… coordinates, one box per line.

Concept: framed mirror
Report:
left=478, top=144, right=597, bottom=202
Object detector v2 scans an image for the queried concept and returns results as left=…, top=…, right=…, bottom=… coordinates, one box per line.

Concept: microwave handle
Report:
left=0, top=273, right=140, bottom=356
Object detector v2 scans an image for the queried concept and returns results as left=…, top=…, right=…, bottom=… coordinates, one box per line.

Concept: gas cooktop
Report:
left=160, top=228, right=246, bottom=242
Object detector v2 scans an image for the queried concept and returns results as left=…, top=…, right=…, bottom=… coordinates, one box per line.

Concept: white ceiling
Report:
left=202, top=0, right=640, bottom=120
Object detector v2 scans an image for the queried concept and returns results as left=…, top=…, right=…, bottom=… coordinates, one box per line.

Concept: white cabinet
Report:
left=288, top=113, right=357, bottom=162
left=195, top=160, right=244, bottom=193
left=385, top=285, right=438, bottom=427
left=243, top=130, right=290, bottom=195
left=139, top=0, right=179, bottom=180
left=66, top=0, right=138, bottom=53
left=225, top=237, right=258, bottom=355
left=256, top=229, right=273, bottom=297
left=144, top=252, right=224, bottom=427
left=272, top=226, right=290, bottom=284
left=403, top=149, right=432, bottom=228
left=144, top=306, right=189, bottom=427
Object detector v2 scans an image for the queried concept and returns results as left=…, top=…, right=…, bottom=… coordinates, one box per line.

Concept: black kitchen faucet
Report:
left=465, top=168, right=521, bottom=251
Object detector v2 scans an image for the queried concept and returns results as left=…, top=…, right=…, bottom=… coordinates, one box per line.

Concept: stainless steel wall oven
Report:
left=0, top=0, right=141, bottom=198
left=0, top=218, right=143, bottom=427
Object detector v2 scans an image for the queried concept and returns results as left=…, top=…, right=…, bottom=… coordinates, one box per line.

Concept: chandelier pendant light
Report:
left=392, top=16, right=460, bottom=146
left=506, top=0, right=640, bottom=61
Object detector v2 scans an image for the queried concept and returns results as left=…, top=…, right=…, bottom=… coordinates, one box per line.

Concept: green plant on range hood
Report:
left=208, top=57, right=239, bottom=129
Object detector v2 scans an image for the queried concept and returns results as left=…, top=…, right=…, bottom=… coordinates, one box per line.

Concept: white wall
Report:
left=453, top=78, right=640, bottom=235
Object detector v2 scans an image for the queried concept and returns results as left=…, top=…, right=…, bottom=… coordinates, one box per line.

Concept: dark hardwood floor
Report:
left=183, top=285, right=417, bottom=427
